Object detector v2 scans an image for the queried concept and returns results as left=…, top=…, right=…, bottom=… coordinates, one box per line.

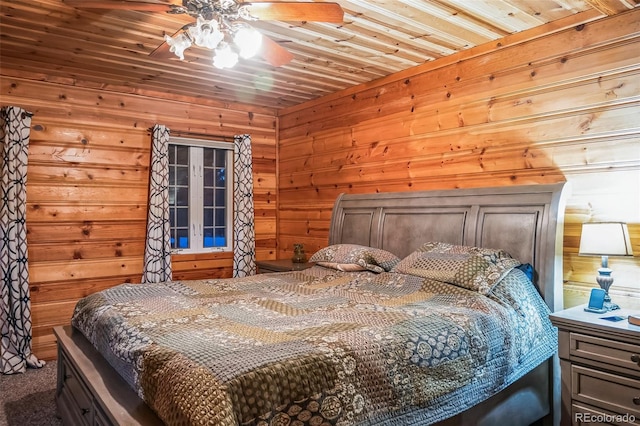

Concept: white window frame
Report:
left=169, top=136, right=234, bottom=254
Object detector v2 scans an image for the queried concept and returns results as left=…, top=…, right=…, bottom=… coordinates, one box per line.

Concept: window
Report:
left=168, top=137, right=234, bottom=253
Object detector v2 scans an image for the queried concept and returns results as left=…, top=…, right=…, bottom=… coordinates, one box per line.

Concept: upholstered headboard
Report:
left=329, top=183, right=569, bottom=311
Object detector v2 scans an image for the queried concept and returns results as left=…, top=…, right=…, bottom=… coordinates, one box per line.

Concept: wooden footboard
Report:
left=54, top=325, right=161, bottom=426
left=55, top=324, right=554, bottom=426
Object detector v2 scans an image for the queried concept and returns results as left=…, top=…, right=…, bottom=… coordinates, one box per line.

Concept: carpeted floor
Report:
left=0, top=361, right=62, bottom=426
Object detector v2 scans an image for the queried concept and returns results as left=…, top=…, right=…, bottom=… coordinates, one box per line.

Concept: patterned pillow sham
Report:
left=309, top=244, right=400, bottom=273
left=391, top=241, right=522, bottom=294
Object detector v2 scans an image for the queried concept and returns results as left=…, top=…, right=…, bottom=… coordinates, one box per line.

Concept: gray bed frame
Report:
left=329, top=183, right=568, bottom=426
left=54, top=182, right=568, bottom=426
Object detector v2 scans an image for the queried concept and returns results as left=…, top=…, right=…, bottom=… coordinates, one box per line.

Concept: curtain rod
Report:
left=147, top=127, right=235, bottom=143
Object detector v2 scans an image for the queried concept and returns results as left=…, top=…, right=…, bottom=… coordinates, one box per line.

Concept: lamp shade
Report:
left=578, top=222, right=634, bottom=256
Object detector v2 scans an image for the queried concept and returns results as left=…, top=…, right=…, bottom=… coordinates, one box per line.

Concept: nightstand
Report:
left=549, top=305, right=640, bottom=426
left=256, top=259, right=315, bottom=274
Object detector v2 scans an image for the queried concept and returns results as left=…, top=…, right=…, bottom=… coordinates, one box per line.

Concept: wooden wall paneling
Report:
left=27, top=222, right=147, bottom=243
left=280, top=131, right=637, bottom=193
left=28, top=240, right=146, bottom=264
left=277, top=65, right=639, bottom=176
left=277, top=173, right=569, bottom=213
left=280, top=51, right=640, bottom=148
left=171, top=252, right=235, bottom=281
left=29, top=257, right=145, bottom=283
left=32, top=327, right=66, bottom=361
left=277, top=62, right=639, bottom=181
left=277, top=9, right=640, bottom=309
left=279, top=11, right=640, bottom=136
left=278, top=206, right=335, bottom=256
left=29, top=278, right=141, bottom=305
left=1, top=77, right=277, bottom=360
left=2, top=78, right=277, bottom=134
left=29, top=202, right=147, bottom=223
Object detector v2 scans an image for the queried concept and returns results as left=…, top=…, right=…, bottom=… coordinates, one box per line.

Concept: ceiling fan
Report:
left=62, top=0, right=344, bottom=68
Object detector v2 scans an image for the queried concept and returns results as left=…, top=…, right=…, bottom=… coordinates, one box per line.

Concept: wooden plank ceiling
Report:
left=1, top=0, right=637, bottom=110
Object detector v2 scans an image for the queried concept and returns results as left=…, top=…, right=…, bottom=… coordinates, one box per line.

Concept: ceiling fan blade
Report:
left=63, top=0, right=180, bottom=11
left=259, top=35, right=294, bottom=67
left=246, top=2, right=344, bottom=22
left=149, top=39, right=174, bottom=59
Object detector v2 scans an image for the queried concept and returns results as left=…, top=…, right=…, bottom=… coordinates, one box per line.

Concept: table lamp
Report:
left=578, top=222, right=634, bottom=311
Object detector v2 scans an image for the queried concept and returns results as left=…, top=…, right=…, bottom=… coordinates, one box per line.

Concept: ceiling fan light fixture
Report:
left=213, top=42, right=238, bottom=69
left=237, top=5, right=256, bottom=21
left=165, top=32, right=192, bottom=60
left=234, top=26, right=262, bottom=59
left=219, top=0, right=236, bottom=12
left=188, top=16, right=224, bottom=49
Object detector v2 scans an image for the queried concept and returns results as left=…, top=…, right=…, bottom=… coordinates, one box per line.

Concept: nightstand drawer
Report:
left=571, top=364, right=640, bottom=418
left=570, top=332, right=640, bottom=375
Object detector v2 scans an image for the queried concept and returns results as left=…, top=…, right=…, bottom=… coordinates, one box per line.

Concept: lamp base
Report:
left=603, top=300, right=620, bottom=312
left=596, top=263, right=619, bottom=311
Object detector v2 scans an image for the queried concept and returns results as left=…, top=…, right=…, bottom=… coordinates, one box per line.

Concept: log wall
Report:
left=1, top=79, right=278, bottom=359
left=277, top=10, right=640, bottom=311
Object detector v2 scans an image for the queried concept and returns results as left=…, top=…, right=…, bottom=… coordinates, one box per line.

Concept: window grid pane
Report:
left=203, top=147, right=226, bottom=248
left=169, top=144, right=190, bottom=249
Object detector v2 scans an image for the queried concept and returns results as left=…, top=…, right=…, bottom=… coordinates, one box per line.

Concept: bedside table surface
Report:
left=256, top=259, right=315, bottom=272
left=550, top=304, right=640, bottom=341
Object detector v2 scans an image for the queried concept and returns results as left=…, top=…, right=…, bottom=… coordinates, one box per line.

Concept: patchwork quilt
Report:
left=72, top=248, right=556, bottom=426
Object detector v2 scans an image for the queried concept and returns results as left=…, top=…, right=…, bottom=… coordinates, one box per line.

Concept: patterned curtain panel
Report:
left=233, top=134, right=256, bottom=277
left=141, top=124, right=172, bottom=283
left=1, top=106, right=44, bottom=374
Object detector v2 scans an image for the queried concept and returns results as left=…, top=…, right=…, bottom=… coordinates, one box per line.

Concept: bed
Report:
left=54, top=183, right=568, bottom=426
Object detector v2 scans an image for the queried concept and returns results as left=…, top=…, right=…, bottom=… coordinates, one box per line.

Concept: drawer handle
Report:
left=632, top=354, right=640, bottom=366
left=634, top=397, right=640, bottom=406
left=81, top=408, right=90, bottom=415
